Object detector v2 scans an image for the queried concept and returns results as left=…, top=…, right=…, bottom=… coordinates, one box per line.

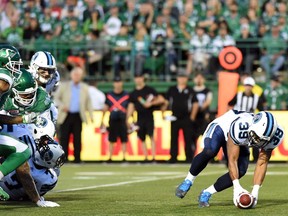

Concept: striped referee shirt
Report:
left=228, top=92, right=266, bottom=112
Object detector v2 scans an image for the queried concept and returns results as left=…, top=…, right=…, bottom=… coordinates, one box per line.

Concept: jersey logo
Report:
left=253, top=112, right=262, bottom=123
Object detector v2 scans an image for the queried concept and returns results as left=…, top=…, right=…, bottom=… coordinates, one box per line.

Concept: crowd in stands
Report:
left=1, top=0, right=288, bottom=81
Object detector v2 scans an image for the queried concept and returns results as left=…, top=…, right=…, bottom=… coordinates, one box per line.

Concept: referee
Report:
left=162, top=71, right=199, bottom=163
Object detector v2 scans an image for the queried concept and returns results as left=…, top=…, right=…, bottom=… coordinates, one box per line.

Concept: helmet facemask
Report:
left=36, top=67, right=56, bottom=84
left=12, top=84, right=37, bottom=107
left=5, top=57, right=23, bottom=79
left=248, top=130, right=270, bottom=148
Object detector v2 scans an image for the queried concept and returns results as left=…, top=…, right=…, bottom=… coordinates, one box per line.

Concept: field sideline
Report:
left=1, top=163, right=288, bottom=216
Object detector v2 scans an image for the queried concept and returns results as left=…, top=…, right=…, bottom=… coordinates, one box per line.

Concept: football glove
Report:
left=251, top=185, right=260, bottom=208
left=22, top=112, right=40, bottom=124
left=232, top=179, right=249, bottom=206
left=36, top=197, right=60, bottom=207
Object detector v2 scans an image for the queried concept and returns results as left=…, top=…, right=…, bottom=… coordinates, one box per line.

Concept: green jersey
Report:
left=0, top=68, right=14, bottom=109
left=264, top=85, right=288, bottom=110
left=4, top=87, right=51, bottom=116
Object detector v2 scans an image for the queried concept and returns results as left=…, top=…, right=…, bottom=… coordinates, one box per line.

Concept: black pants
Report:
left=59, top=113, right=82, bottom=163
left=170, top=118, right=194, bottom=162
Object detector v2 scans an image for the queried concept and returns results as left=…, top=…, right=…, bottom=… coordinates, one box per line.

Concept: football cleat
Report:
left=0, top=187, right=9, bottom=201
left=175, top=179, right=192, bottom=199
left=198, top=190, right=212, bottom=207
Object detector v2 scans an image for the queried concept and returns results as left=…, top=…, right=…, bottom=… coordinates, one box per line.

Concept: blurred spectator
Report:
left=263, top=75, right=287, bottom=110
left=87, top=78, right=105, bottom=111
left=247, top=8, right=259, bottom=37
left=131, top=23, right=150, bottom=76
left=205, top=25, right=235, bottom=78
left=111, top=25, right=131, bottom=78
left=56, top=5, right=78, bottom=36
left=144, top=35, right=166, bottom=80
left=82, top=0, right=104, bottom=22
left=23, top=14, right=41, bottom=42
left=150, top=15, right=167, bottom=41
left=165, top=26, right=179, bottom=79
left=278, top=15, right=288, bottom=41
left=55, top=67, right=93, bottom=163
left=122, top=0, right=139, bottom=34
left=161, top=4, right=177, bottom=28
left=0, top=1, right=17, bottom=32
left=34, top=30, right=55, bottom=53
left=249, top=0, right=260, bottom=16
left=236, top=23, right=258, bottom=75
left=256, top=21, right=268, bottom=38
left=1, top=15, right=23, bottom=45
left=175, top=14, right=193, bottom=41
left=192, top=72, right=212, bottom=150
left=162, top=70, right=198, bottom=163
left=101, top=77, right=129, bottom=161
left=277, top=1, right=287, bottom=17
left=163, top=0, right=180, bottom=22
left=83, top=8, right=104, bottom=34
left=206, top=0, right=222, bottom=17
left=223, top=2, right=240, bottom=36
left=126, top=73, right=165, bottom=161
left=259, top=24, right=286, bottom=78
left=186, top=25, right=210, bottom=75
left=23, top=0, right=42, bottom=19
left=134, top=3, right=154, bottom=30
left=262, top=1, right=278, bottom=28
left=104, top=5, right=122, bottom=37
left=38, top=7, right=58, bottom=33
left=198, top=7, right=217, bottom=32
left=50, top=0, right=62, bottom=20
left=85, top=29, right=109, bottom=78
left=61, top=0, right=81, bottom=20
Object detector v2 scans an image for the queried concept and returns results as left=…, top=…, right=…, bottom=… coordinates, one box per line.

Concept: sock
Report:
left=0, top=171, right=3, bottom=180
left=204, top=185, right=217, bottom=195
left=185, top=171, right=196, bottom=184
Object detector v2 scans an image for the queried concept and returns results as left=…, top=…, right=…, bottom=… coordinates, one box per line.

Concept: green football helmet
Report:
left=12, top=68, right=38, bottom=107
left=0, top=45, right=23, bottom=78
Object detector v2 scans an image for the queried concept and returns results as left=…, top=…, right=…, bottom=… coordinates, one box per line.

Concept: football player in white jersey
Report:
left=227, top=111, right=283, bottom=208
left=175, top=110, right=283, bottom=208
left=0, top=118, right=65, bottom=202
left=29, top=51, right=60, bottom=95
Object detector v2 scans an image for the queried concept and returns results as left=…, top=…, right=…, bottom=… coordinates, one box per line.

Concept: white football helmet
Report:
left=248, top=111, right=278, bottom=148
left=30, top=51, right=57, bottom=84
left=25, top=117, right=56, bottom=141
left=34, top=139, right=66, bottom=169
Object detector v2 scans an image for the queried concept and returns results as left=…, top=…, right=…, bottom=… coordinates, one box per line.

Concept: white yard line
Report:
left=54, top=171, right=222, bottom=193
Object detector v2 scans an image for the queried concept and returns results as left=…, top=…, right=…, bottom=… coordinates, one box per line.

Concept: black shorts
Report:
left=137, top=119, right=154, bottom=141
left=108, top=119, right=128, bottom=143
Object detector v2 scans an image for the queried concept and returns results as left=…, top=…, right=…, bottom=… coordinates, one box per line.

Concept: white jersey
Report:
left=0, top=159, right=58, bottom=200
left=0, top=124, right=59, bottom=200
left=229, top=114, right=284, bottom=151
left=203, top=110, right=253, bottom=141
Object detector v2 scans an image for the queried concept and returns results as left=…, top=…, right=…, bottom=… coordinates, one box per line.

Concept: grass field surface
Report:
left=1, top=163, right=288, bottom=216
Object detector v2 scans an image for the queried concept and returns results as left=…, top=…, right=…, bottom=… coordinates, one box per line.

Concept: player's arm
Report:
left=16, top=162, right=60, bottom=207
left=101, top=104, right=109, bottom=126
left=227, top=132, right=240, bottom=181
left=0, top=113, right=38, bottom=124
left=126, top=102, right=135, bottom=127
left=253, top=149, right=271, bottom=185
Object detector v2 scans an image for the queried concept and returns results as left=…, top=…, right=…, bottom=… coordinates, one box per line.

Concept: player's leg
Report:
left=0, top=135, right=31, bottom=200
left=119, top=119, right=128, bottom=161
left=182, top=119, right=195, bottom=163
left=169, top=120, right=180, bottom=163
left=146, top=119, right=155, bottom=161
left=137, top=120, right=148, bottom=161
left=198, top=146, right=250, bottom=207
left=176, top=125, right=225, bottom=199
left=108, top=119, right=118, bottom=161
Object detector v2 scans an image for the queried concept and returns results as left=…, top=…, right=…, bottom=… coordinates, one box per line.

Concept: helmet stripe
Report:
left=43, top=51, right=52, bottom=66
left=264, top=112, right=274, bottom=137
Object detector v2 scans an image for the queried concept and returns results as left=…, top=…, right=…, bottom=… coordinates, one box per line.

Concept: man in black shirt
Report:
left=101, top=76, right=129, bottom=161
left=162, top=71, right=199, bottom=163
left=126, top=73, right=165, bottom=161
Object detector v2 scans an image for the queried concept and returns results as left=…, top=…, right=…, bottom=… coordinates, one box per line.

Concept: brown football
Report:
left=237, top=192, right=254, bottom=209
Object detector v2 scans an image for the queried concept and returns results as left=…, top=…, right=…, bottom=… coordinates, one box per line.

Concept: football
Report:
left=237, top=192, right=254, bottom=209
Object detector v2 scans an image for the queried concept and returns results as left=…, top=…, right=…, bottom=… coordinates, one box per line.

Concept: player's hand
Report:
left=233, top=183, right=248, bottom=206
left=22, top=112, right=40, bottom=124
left=251, top=185, right=260, bottom=208
left=36, top=197, right=60, bottom=207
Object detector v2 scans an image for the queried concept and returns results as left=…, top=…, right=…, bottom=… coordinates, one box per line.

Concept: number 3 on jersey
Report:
left=238, top=122, right=249, bottom=139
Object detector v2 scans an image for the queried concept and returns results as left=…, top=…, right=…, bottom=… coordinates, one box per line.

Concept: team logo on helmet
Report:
left=0, top=48, right=16, bottom=59
left=253, top=112, right=262, bottom=124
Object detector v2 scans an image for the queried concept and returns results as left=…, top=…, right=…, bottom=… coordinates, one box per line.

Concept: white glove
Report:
left=251, top=185, right=260, bottom=208
left=36, top=197, right=60, bottom=207
left=232, top=179, right=249, bottom=206
left=22, top=112, right=40, bottom=124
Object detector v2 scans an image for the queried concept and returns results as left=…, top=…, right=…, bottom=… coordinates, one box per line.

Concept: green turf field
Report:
left=1, top=163, right=288, bottom=215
